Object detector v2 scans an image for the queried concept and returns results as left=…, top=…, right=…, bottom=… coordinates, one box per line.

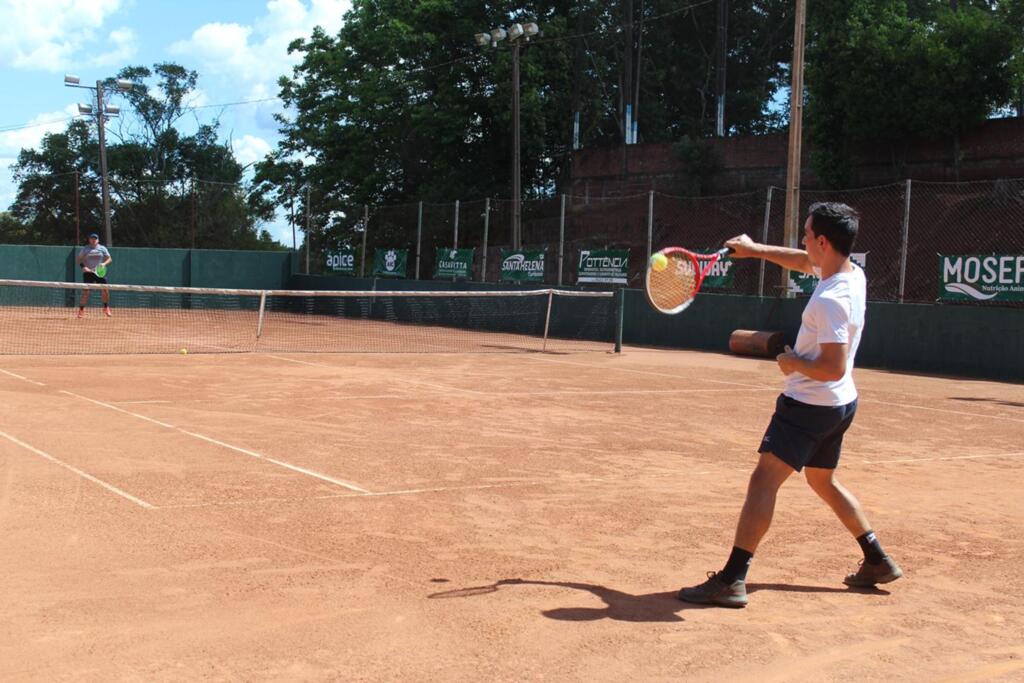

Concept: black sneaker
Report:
left=844, top=556, right=903, bottom=587
left=678, top=571, right=747, bottom=608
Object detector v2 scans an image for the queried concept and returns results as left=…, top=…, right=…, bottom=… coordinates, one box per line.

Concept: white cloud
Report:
left=171, top=0, right=351, bottom=122
left=0, top=106, right=81, bottom=157
left=0, top=0, right=130, bottom=71
left=233, top=134, right=273, bottom=167
left=89, top=27, right=138, bottom=68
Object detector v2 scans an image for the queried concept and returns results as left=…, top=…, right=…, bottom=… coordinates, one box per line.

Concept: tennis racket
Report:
left=645, top=246, right=733, bottom=314
left=95, top=264, right=107, bottom=278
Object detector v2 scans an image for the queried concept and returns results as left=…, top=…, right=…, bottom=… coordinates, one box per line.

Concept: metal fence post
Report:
left=305, top=185, right=311, bottom=275
left=646, top=190, right=655, bottom=260
left=899, top=179, right=912, bottom=303
left=759, top=186, right=773, bottom=298
left=482, top=197, right=490, bottom=282
left=416, top=201, right=423, bottom=280
left=360, top=204, right=368, bottom=278
left=453, top=200, right=460, bottom=282
left=558, top=193, right=566, bottom=285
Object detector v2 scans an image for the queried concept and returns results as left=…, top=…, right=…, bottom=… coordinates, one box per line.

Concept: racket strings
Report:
left=649, top=254, right=697, bottom=310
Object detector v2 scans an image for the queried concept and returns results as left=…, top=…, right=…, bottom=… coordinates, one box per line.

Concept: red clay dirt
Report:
left=1, top=348, right=1022, bottom=681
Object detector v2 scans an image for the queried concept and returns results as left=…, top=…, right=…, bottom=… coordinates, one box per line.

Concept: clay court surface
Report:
left=1, top=346, right=1022, bottom=681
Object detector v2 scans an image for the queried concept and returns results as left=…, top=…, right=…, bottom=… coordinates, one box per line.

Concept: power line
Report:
left=0, top=97, right=281, bottom=135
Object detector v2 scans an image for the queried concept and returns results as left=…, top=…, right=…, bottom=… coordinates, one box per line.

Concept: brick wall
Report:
left=569, top=117, right=1024, bottom=196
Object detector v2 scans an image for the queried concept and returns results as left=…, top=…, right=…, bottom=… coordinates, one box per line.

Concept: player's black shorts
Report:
left=83, top=271, right=108, bottom=284
left=758, top=394, right=858, bottom=471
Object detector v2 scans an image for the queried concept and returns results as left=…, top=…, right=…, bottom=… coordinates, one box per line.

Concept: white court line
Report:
left=861, top=451, right=1024, bottom=465
left=265, top=354, right=770, bottom=399
left=59, top=390, right=370, bottom=494
left=523, top=355, right=778, bottom=391
left=266, top=354, right=485, bottom=396
left=0, top=428, right=155, bottom=509
left=866, top=399, right=1024, bottom=425
left=115, top=400, right=172, bottom=405
left=0, top=368, right=46, bottom=387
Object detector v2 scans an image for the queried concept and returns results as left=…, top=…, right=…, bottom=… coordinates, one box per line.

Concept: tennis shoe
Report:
left=678, top=571, right=747, bottom=608
left=76, top=308, right=84, bottom=319
left=844, top=556, right=903, bottom=587
left=104, top=307, right=112, bottom=317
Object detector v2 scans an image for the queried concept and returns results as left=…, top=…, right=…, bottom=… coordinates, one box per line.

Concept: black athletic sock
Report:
left=720, top=546, right=754, bottom=584
left=857, top=531, right=886, bottom=564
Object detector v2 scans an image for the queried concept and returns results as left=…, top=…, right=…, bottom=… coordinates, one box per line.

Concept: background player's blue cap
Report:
left=88, top=233, right=99, bottom=239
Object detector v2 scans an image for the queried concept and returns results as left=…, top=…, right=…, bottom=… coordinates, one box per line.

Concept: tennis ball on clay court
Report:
left=650, top=252, right=668, bottom=272
left=179, top=348, right=188, bottom=355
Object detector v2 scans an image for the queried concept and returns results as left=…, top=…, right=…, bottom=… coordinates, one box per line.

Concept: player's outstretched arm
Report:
left=725, top=234, right=815, bottom=275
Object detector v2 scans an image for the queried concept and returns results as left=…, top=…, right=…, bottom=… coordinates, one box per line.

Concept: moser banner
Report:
left=788, top=253, right=868, bottom=294
left=434, top=248, right=474, bottom=279
left=700, top=250, right=736, bottom=289
left=325, top=248, right=356, bottom=275
left=938, top=254, right=1024, bottom=302
left=578, top=249, right=629, bottom=284
left=500, top=249, right=546, bottom=282
left=373, top=248, right=408, bottom=278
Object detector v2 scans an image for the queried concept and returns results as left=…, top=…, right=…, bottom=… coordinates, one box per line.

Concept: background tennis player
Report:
left=76, top=233, right=113, bottom=318
left=678, top=202, right=902, bottom=608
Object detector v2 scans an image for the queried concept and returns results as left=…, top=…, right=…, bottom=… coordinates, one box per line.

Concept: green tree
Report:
left=806, top=1, right=1019, bottom=186
left=7, top=63, right=282, bottom=249
left=257, top=0, right=793, bottom=248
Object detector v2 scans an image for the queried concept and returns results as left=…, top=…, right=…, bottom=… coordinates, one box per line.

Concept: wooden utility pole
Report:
left=782, top=0, right=807, bottom=297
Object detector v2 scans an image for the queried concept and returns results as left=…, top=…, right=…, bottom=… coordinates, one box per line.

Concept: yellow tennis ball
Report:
left=179, top=348, right=188, bottom=355
left=650, top=253, right=668, bottom=272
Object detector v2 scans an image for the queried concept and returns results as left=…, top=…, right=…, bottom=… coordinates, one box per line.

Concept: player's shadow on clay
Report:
left=427, top=579, right=887, bottom=623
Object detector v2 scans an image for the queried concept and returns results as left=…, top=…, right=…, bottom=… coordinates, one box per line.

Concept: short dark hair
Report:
left=807, top=202, right=859, bottom=256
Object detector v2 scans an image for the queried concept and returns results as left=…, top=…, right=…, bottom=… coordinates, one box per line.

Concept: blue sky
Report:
left=0, top=0, right=352, bottom=244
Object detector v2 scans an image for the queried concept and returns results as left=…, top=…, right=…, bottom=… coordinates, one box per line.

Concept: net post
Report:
left=759, top=186, right=773, bottom=298
left=542, top=290, right=554, bottom=352
left=416, top=201, right=423, bottom=280
left=646, top=190, right=654, bottom=261
left=899, top=179, right=912, bottom=303
left=360, top=204, right=369, bottom=278
left=256, top=290, right=267, bottom=339
left=482, top=198, right=490, bottom=282
left=614, top=288, right=625, bottom=353
left=558, top=194, right=566, bottom=285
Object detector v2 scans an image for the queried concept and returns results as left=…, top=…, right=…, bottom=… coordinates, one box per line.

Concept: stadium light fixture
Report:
left=489, top=28, right=507, bottom=45
left=64, top=74, right=80, bottom=86
left=508, top=23, right=524, bottom=41
left=474, top=33, right=491, bottom=47
left=77, top=103, right=93, bottom=115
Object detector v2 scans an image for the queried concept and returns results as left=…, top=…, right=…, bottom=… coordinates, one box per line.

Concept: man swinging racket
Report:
left=76, top=232, right=113, bottom=318
left=678, top=202, right=902, bottom=608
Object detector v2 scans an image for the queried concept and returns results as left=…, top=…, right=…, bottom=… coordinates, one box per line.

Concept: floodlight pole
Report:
left=511, top=41, right=522, bottom=250
left=65, top=75, right=131, bottom=246
left=781, top=0, right=807, bottom=298
left=94, top=81, right=113, bottom=246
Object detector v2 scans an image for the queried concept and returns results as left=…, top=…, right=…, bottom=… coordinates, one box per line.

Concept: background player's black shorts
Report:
left=83, top=271, right=108, bottom=284
left=758, top=394, right=858, bottom=471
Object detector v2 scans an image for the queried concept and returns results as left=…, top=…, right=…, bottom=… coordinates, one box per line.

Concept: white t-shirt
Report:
left=783, top=264, right=866, bottom=407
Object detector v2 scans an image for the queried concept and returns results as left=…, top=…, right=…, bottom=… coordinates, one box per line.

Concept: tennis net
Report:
left=0, top=279, right=621, bottom=355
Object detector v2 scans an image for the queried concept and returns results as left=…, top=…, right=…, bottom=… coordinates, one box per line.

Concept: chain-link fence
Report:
left=12, top=175, right=1024, bottom=305
left=340, top=179, right=1022, bottom=306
